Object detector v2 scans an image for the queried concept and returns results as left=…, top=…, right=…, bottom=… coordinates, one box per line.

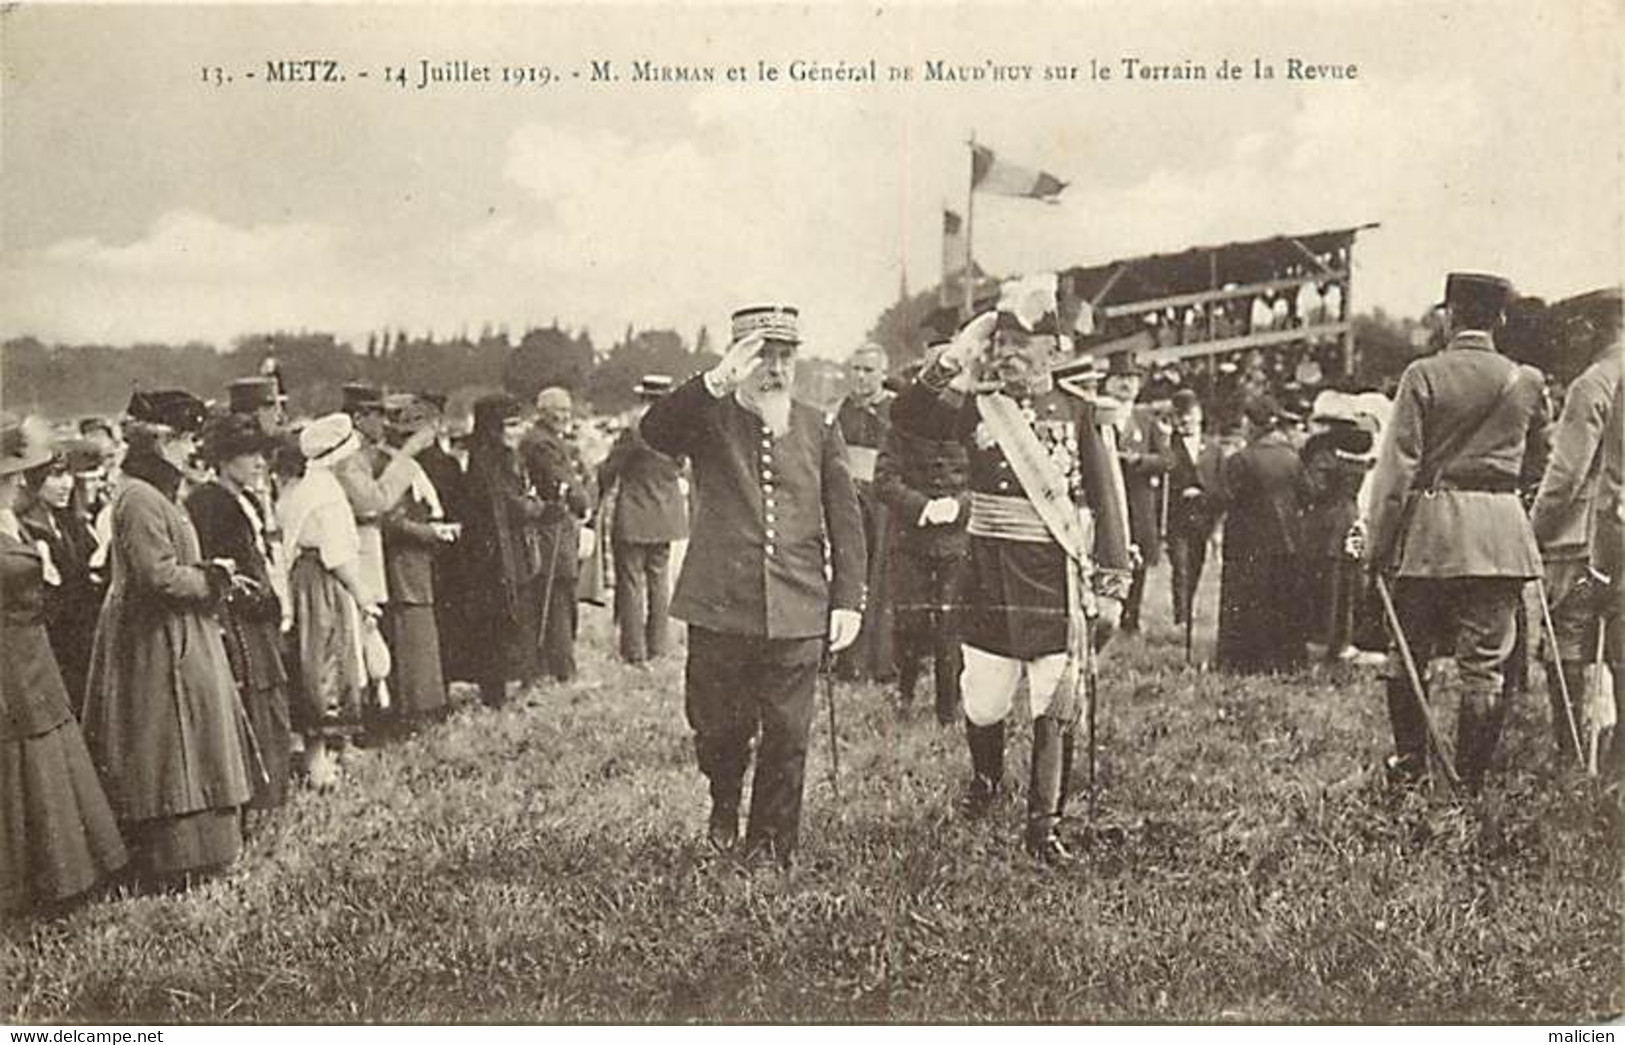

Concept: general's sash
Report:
left=974, top=392, right=1094, bottom=725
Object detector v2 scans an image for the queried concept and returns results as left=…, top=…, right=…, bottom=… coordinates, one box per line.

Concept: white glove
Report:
left=828, top=608, right=863, bottom=652
left=939, top=312, right=997, bottom=392
left=918, top=496, right=961, bottom=527
left=1343, top=519, right=1367, bottom=561
left=703, top=333, right=766, bottom=397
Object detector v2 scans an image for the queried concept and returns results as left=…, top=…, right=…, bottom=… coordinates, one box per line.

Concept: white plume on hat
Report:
left=996, top=272, right=1059, bottom=333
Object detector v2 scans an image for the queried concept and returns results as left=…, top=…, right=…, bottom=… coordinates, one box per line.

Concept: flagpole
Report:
left=963, top=131, right=976, bottom=321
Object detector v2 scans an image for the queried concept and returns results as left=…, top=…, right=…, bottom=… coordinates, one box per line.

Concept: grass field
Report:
left=3, top=563, right=1621, bottom=1024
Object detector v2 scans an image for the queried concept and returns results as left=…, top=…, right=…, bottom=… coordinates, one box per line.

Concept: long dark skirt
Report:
left=385, top=604, right=447, bottom=721
left=240, top=681, right=292, bottom=810
left=123, top=808, right=241, bottom=881
left=1216, top=550, right=1307, bottom=673
left=0, top=722, right=127, bottom=913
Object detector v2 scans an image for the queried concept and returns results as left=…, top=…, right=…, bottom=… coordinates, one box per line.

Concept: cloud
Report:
left=42, top=209, right=339, bottom=278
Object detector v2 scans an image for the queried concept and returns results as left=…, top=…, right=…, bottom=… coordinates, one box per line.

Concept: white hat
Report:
left=299, top=412, right=359, bottom=466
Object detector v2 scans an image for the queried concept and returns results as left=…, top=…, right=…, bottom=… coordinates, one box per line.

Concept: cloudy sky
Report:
left=2, top=1, right=1620, bottom=358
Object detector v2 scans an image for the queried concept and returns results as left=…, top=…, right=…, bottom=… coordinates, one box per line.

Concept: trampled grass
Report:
left=3, top=563, right=1621, bottom=1023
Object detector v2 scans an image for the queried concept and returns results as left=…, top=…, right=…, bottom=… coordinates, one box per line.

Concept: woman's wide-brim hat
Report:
left=731, top=305, right=800, bottom=345
left=0, top=415, right=55, bottom=477
left=202, top=413, right=281, bottom=464
left=298, top=412, right=360, bottom=465
left=473, top=393, right=524, bottom=435
left=126, top=389, right=209, bottom=435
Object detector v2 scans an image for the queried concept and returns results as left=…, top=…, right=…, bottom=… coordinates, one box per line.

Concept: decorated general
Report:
left=893, top=273, right=1134, bottom=864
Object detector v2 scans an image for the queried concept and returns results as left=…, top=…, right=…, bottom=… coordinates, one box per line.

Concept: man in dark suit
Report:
left=598, top=374, right=689, bottom=664
left=834, top=344, right=896, bottom=682
left=875, top=352, right=970, bottom=724
left=1366, top=272, right=1550, bottom=790
left=1103, top=353, right=1169, bottom=634
left=641, top=304, right=865, bottom=869
left=1164, top=389, right=1223, bottom=627
left=521, top=387, right=593, bottom=684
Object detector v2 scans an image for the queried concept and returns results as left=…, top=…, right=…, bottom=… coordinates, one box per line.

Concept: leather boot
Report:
left=1455, top=688, right=1502, bottom=793
left=1384, top=676, right=1429, bottom=784
left=1025, top=716, right=1074, bottom=864
left=961, top=719, right=1005, bottom=818
left=1545, top=659, right=1590, bottom=767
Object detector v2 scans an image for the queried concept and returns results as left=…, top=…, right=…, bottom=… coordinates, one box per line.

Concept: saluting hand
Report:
left=828, top=608, right=862, bottom=652
left=941, top=311, right=997, bottom=371
left=704, top=333, right=767, bottom=397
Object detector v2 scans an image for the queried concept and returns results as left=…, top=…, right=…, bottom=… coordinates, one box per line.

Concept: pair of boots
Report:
left=962, top=717, right=1076, bottom=863
left=1384, top=675, right=1505, bottom=792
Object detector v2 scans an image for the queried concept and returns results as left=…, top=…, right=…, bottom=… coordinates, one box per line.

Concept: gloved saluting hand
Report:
left=703, top=333, right=767, bottom=398
left=937, top=312, right=998, bottom=392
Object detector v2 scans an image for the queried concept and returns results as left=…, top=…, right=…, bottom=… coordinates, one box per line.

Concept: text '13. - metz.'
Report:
left=265, top=59, right=346, bottom=83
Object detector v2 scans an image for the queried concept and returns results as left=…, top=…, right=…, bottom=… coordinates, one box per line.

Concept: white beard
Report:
left=737, top=387, right=792, bottom=437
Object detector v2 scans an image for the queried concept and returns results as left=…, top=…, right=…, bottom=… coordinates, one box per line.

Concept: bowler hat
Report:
left=126, top=389, right=209, bottom=434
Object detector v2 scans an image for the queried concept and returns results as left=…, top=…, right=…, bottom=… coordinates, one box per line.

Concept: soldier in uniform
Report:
left=1102, top=353, right=1169, bottom=635
left=1366, top=272, right=1550, bottom=790
left=597, top=375, right=688, bottom=665
left=834, top=343, right=896, bottom=681
left=640, top=305, right=865, bottom=869
left=893, top=274, right=1133, bottom=862
left=1530, top=287, right=1623, bottom=775
left=875, top=349, right=970, bottom=724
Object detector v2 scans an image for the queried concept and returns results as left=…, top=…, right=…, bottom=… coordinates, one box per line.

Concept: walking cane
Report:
left=534, top=493, right=568, bottom=667
left=1533, top=576, right=1587, bottom=770
left=1374, top=574, right=1461, bottom=790
left=821, top=645, right=841, bottom=803
left=1086, top=642, right=1100, bottom=823
left=1588, top=625, right=1606, bottom=777
left=1182, top=543, right=1197, bottom=667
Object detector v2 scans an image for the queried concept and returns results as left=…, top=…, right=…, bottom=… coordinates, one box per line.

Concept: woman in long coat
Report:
left=186, top=414, right=292, bottom=814
left=1213, top=396, right=1310, bottom=673
left=463, top=394, right=549, bottom=708
left=379, top=395, right=453, bottom=729
left=1, top=416, right=128, bottom=914
left=18, top=440, right=105, bottom=717
left=81, top=391, right=252, bottom=883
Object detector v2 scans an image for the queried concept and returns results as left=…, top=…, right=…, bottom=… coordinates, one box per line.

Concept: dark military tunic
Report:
left=893, top=370, right=1133, bottom=660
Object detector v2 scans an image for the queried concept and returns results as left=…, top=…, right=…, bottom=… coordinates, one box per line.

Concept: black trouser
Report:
left=1167, top=527, right=1210, bottom=625
left=685, top=626, right=822, bottom=861
left=1121, top=561, right=1148, bottom=632
left=537, top=563, right=578, bottom=683
left=613, top=540, right=672, bottom=663
left=1385, top=576, right=1522, bottom=788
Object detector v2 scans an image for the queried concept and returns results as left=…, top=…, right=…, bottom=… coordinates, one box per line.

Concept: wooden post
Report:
left=1341, top=240, right=1357, bottom=377
left=963, top=132, right=977, bottom=322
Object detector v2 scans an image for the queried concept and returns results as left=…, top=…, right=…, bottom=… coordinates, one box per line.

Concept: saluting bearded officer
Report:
left=640, top=305, right=866, bottom=869
left=1365, top=272, right=1550, bottom=791
left=893, top=275, right=1133, bottom=863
